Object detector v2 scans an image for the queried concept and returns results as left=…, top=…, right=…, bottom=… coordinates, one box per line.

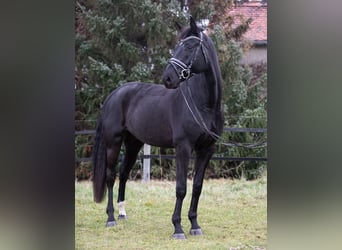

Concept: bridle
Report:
left=168, top=32, right=208, bottom=81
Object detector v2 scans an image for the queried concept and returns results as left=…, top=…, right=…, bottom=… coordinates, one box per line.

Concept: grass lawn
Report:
left=75, top=177, right=267, bottom=249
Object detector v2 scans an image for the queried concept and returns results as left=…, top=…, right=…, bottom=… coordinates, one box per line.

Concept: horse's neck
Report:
left=194, top=66, right=221, bottom=111
left=208, top=66, right=221, bottom=109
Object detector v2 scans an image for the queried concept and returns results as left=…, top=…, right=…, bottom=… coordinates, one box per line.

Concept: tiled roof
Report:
left=227, top=1, right=267, bottom=42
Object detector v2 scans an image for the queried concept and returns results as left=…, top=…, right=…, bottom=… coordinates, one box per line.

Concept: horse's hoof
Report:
left=118, top=214, right=128, bottom=220
left=173, top=233, right=186, bottom=240
left=190, top=228, right=203, bottom=235
left=106, top=220, right=117, bottom=227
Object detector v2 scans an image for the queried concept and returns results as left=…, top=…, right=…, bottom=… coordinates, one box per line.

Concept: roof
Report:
left=227, top=1, right=267, bottom=43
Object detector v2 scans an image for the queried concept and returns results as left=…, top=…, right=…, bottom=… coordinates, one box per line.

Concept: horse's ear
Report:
left=189, top=16, right=199, bottom=35
left=174, top=21, right=182, bottom=32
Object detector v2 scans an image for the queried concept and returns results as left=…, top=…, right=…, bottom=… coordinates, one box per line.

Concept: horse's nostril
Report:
left=164, top=76, right=171, bottom=87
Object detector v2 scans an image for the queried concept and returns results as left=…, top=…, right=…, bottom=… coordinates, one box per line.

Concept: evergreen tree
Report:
left=75, top=0, right=187, bottom=128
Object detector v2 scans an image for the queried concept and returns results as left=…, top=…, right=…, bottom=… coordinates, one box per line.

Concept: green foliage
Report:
left=75, top=0, right=267, bottom=180
left=75, top=0, right=187, bottom=127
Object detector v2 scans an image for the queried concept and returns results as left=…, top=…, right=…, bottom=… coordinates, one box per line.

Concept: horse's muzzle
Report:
left=162, top=68, right=180, bottom=89
left=162, top=76, right=177, bottom=89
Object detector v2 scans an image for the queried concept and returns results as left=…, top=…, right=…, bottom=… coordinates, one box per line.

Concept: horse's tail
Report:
left=92, top=114, right=107, bottom=203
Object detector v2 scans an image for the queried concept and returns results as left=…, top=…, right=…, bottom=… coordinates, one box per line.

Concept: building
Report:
left=227, top=0, right=267, bottom=64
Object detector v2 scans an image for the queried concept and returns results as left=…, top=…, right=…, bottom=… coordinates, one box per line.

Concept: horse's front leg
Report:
left=188, top=145, right=215, bottom=235
left=172, top=143, right=191, bottom=239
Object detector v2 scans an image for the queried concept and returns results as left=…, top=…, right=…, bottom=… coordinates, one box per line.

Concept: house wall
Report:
left=241, top=46, right=267, bottom=65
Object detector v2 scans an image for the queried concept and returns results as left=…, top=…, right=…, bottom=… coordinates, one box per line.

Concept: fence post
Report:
left=143, top=144, right=151, bottom=182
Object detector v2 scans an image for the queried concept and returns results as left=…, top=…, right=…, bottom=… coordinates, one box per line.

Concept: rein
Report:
left=168, top=33, right=206, bottom=81
left=180, top=80, right=266, bottom=149
left=180, top=80, right=221, bottom=141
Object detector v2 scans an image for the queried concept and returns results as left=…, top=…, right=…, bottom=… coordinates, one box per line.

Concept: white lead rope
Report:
left=180, top=82, right=219, bottom=141
left=180, top=82, right=267, bottom=148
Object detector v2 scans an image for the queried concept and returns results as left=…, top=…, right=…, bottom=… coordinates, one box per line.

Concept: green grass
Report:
left=75, top=177, right=267, bottom=250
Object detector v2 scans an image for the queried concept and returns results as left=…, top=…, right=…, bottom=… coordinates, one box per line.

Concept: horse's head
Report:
left=162, top=16, right=209, bottom=89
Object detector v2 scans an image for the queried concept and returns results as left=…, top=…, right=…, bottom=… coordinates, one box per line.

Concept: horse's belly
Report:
left=126, top=111, right=174, bottom=148
left=140, top=134, right=174, bottom=148
left=129, top=126, right=174, bottom=148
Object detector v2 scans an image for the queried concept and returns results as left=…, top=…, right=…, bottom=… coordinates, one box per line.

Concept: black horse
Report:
left=92, top=17, right=224, bottom=239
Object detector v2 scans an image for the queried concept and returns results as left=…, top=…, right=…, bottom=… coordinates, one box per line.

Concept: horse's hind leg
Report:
left=188, top=145, right=215, bottom=235
left=117, top=133, right=143, bottom=220
left=105, top=136, right=122, bottom=227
